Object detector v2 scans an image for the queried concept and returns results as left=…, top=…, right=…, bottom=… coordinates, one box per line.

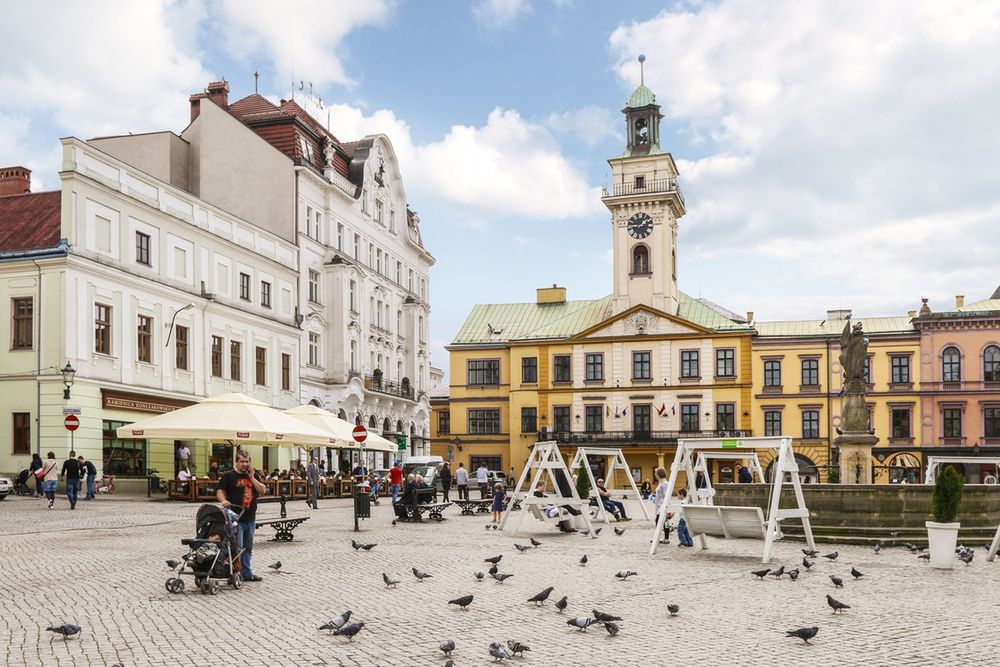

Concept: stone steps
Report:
left=777, top=523, right=998, bottom=546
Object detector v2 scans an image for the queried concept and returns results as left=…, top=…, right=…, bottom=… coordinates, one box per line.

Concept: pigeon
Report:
left=514, top=544, right=531, bottom=553
left=802, top=548, right=819, bottom=557
left=889, top=530, right=900, bottom=537
left=492, top=572, right=514, bottom=583
left=786, top=627, right=819, bottom=644
left=439, top=640, right=456, bottom=656
left=488, top=564, right=499, bottom=576
left=667, top=604, right=680, bottom=616
left=485, top=524, right=492, bottom=531
left=788, top=568, right=800, bottom=581
left=361, top=543, right=376, bottom=551
left=592, top=609, right=622, bottom=622
left=382, top=573, right=399, bottom=589
left=770, top=566, right=785, bottom=579
left=333, top=621, right=365, bottom=641
left=493, top=524, right=498, bottom=530
left=449, top=594, right=474, bottom=610
left=46, top=625, right=81, bottom=640
left=412, top=567, right=432, bottom=582
left=528, top=587, right=554, bottom=605
left=267, top=561, right=282, bottom=572
left=872, top=543, right=881, bottom=555
left=392, top=519, right=397, bottom=526
left=594, top=527, right=603, bottom=535
left=555, top=596, right=568, bottom=613
left=959, top=551, right=974, bottom=566
left=823, top=552, right=839, bottom=561
left=352, top=540, right=363, bottom=551
left=474, top=570, right=485, bottom=581
left=904, top=543, right=919, bottom=553
left=830, top=575, right=844, bottom=588
left=567, top=617, right=595, bottom=631
left=165, top=559, right=182, bottom=570
left=918, top=553, right=930, bottom=561
left=530, top=538, right=542, bottom=547
left=802, top=558, right=814, bottom=570
left=579, top=555, right=588, bottom=566
left=615, top=570, right=637, bottom=580
left=827, top=594, right=850, bottom=614
left=614, top=527, right=626, bottom=536
left=850, top=567, right=863, bottom=580
left=603, top=621, right=620, bottom=636
left=484, top=555, right=503, bottom=565
left=752, top=568, right=771, bottom=580
left=319, top=610, right=351, bottom=634
left=489, top=641, right=512, bottom=661
left=506, top=640, right=530, bottom=657
left=445, top=661, right=453, bottom=667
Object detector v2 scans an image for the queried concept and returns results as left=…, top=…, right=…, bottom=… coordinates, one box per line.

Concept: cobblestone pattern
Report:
left=1, top=494, right=998, bottom=666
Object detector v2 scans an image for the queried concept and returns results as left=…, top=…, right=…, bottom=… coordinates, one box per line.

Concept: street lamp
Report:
left=61, top=361, right=76, bottom=400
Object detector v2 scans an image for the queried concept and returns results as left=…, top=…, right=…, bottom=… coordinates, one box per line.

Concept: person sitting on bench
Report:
left=595, top=478, right=630, bottom=521
left=394, top=474, right=417, bottom=521
left=532, top=481, right=577, bottom=533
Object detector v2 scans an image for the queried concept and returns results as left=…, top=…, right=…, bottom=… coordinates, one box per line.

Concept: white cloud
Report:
left=609, top=1, right=1000, bottom=310
left=473, top=0, right=531, bottom=28
left=546, top=105, right=618, bottom=147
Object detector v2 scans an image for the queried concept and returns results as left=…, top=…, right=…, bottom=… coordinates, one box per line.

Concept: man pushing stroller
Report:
left=216, top=451, right=267, bottom=582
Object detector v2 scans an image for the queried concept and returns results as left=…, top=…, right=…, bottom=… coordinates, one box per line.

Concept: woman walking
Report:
left=40, top=451, right=59, bottom=508
left=440, top=462, right=453, bottom=502
left=30, top=452, right=44, bottom=497
left=652, top=467, right=672, bottom=544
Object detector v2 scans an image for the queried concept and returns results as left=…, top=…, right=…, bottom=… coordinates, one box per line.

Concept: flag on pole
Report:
left=656, top=403, right=666, bottom=415
left=622, top=407, right=628, bottom=416
left=671, top=405, right=676, bottom=416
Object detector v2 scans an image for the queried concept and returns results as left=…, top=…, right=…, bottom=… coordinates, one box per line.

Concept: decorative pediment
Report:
left=574, top=305, right=711, bottom=340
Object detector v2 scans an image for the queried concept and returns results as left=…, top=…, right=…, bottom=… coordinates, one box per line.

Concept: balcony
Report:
left=548, top=429, right=751, bottom=446
left=601, top=178, right=685, bottom=205
left=364, top=375, right=414, bottom=400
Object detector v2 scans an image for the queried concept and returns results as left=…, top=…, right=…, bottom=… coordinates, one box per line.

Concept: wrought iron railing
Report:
left=364, top=375, right=414, bottom=400
left=601, top=178, right=685, bottom=205
left=546, top=429, right=751, bottom=445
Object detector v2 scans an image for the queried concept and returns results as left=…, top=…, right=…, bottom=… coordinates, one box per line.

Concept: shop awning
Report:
left=285, top=404, right=398, bottom=453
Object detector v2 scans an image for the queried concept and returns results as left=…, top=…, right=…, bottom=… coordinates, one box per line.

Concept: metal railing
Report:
left=364, top=375, right=414, bottom=400
left=547, top=429, right=751, bottom=445
left=601, top=178, right=685, bottom=205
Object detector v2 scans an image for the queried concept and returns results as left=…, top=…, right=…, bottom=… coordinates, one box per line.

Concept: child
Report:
left=652, top=467, right=673, bottom=544
left=491, top=482, right=505, bottom=523
left=675, top=488, right=694, bottom=547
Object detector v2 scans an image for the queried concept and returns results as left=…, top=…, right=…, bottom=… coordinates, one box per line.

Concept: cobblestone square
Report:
left=1, top=495, right=997, bottom=666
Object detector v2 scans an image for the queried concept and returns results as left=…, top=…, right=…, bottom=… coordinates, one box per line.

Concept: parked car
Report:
left=488, top=471, right=508, bottom=488
left=402, top=456, right=445, bottom=491
left=0, top=475, right=12, bottom=500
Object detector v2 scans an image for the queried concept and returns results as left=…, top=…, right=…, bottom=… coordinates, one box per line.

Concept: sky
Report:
left=3, top=0, right=1000, bottom=377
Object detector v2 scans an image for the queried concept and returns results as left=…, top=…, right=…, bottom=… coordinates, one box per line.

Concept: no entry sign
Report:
left=64, top=415, right=80, bottom=432
left=352, top=424, right=368, bottom=443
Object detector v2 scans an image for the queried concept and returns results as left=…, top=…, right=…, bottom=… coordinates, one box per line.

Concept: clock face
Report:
left=627, top=212, right=653, bottom=239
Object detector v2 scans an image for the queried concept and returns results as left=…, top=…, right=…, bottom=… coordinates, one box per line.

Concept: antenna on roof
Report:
left=638, top=54, right=646, bottom=86
left=253, top=69, right=259, bottom=94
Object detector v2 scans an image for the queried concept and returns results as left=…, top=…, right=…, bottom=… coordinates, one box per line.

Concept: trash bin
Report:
left=354, top=489, right=371, bottom=518
left=148, top=475, right=161, bottom=495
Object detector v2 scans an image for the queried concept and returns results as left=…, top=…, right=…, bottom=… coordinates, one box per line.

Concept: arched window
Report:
left=355, top=412, right=363, bottom=426
left=632, top=245, right=649, bottom=274
left=942, top=346, right=962, bottom=382
left=368, top=415, right=377, bottom=429
left=634, top=117, right=649, bottom=144
left=383, top=417, right=391, bottom=433
left=338, top=408, right=347, bottom=421
left=984, top=345, right=1000, bottom=382
left=397, top=420, right=404, bottom=433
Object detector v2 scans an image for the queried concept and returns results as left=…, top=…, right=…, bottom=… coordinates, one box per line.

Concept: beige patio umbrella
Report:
left=115, top=393, right=338, bottom=445
left=285, top=404, right=398, bottom=453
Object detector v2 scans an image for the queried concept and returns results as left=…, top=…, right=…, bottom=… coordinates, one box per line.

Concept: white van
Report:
left=402, top=456, right=445, bottom=489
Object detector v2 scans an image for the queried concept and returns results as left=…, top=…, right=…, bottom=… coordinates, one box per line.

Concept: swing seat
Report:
left=683, top=505, right=768, bottom=540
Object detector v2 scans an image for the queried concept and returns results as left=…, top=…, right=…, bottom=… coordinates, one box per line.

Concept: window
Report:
left=942, top=407, right=962, bottom=438
left=521, top=407, right=537, bottom=433
left=632, top=351, right=651, bottom=380
left=349, top=280, right=357, bottom=312
left=942, top=346, right=962, bottom=382
left=281, top=353, right=291, bottom=391
left=368, top=243, right=373, bottom=268
left=984, top=407, right=1000, bottom=438
left=716, top=403, right=735, bottom=431
left=891, top=408, right=911, bottom=438
left=863, top=356, right=871, bottom=384
left=521, top=357, right=538, bottom=383
left=553, top=406, right=571, bottom=433
left=716, top=348, right=735, bottom=377
left=211, top=336, right=223, bottom=377
left=681, top=404, right=700, bottom=432
left=255, top=347, right=267, bottom=385
left=764, top=360, right=781, bottom=387
left=985, top=346, right=1000, bottom=382
left=299, top=136, right=313, bottom=163
left=353, top=233, right=360, bottom=260
left=230, top=341, right=242, bottom=381
left=12, top=297, right=33, bottom=349
left=376, top=248, right=382, bottom=274
left=764, top=411, right=782, bottom=437
left=585, top=405, right=604, bottom=433
left=135, top=231, right=151, bottom=266
left=239, top=273, right=251, bottom=301
left=552, top=355, right=571, bottom=383
left=631, top=245, right=649, bottom=274
left=584, top=353, right=604, bottom=381
left=633, top=404, right=652, bottom=435
left=337, top=223, right=344, bottom=250
left=802, top=410, right=820, bottom=439
left=375, top=199, right=384, bottom=225
left=12, top=412, right=30, bottom=455
left=396, top=310, right=403, bottom=336
left=95, top=303, right=111, bottom=355
left=361, top=188, right=369, bottom=213
left=468, top=409, right=500, bottom=434
left=891, top=355, right=910, bottom=384
left=137, top=315, right=152, bottom=363
left=308, top=270, right=320, bottom=303
left=260, top=281, right=271, bottom=309
left=396, top=260, right=402, bottom=284
left=635, top=175, right=645, bottom=189
left=308, top=332, right=320, bottom=366
left=350, top=340, right=357, bottom=372
left=801, top=359, right=819, bottom=387
left=174, top=325, right=189, bottom=370
left=681, top=350, right=700, bottom=378
left=408, top=269, right=414, bottom=292
left=467, top=359, right=500, bottom=386
left=102, top=420, right=146, bottom=477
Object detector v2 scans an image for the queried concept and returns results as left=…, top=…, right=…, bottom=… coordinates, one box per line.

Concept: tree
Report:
left=575, top=461, right=592, bottom=499
left=931, top=466, right=964, bottom=523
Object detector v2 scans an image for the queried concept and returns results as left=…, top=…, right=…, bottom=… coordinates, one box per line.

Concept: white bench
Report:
left=682, top=505, right=768, bottom=540
left=521, top=497, right=593, bottom=534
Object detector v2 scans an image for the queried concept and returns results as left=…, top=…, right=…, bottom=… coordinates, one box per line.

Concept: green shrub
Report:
left=575, top=462, right=592, bottom=499
left=931, top=466, right=964, bottom=523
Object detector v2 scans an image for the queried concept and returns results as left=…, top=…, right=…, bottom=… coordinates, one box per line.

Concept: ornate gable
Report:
left=574, top=305, right=710, bottom=340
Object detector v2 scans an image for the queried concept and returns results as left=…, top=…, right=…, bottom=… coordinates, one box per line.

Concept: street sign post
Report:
left=64, top=414, right=80, bottom=452
left=352, top=425, right=368, bottom=443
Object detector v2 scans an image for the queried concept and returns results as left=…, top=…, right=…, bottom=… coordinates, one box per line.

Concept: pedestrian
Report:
left=652, top=467, right=672, bottom=544
left=29, top=452, right=43, bottom=497
left=675, top=488, right=694, bottom=547
left=389, top=460, right=403, bottom=504
left=640, top=479, right=652, bottom=500
left=176, top=441, right=191, bottom=476
left=440, top=462, right=452, bottom=502
left=78, top=454, right=97, bottom=500
left=491, top=482, right=505, bottom=523
left=455, top=462, right=469, bottom=500
left=216, top=451, right=267, bottom=582
left=60, top=450, right=81, bottom=510
left=40, top=451, right=58, bottom=508
left=476, top=462, right=489, bottom=499
left=737, top=463, right=753, bottom=484
left=306, top=455, right=320, bottom=509
left=595, top=478, right=629, bottom=521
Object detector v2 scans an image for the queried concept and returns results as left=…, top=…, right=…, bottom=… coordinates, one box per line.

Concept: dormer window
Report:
left=298, top=136, right=313, bottom=163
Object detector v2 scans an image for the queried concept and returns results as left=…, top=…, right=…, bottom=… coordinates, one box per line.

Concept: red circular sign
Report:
left=64, top=415, right=80, bottom=432
left=352, top=425, right=368, bottom=443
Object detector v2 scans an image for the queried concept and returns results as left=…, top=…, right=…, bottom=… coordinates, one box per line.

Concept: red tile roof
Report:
left=0, top=191, right=61, bottom=253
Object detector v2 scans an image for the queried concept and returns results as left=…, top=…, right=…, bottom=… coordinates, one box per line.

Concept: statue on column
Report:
left=833, top=321, right=878, bottom=483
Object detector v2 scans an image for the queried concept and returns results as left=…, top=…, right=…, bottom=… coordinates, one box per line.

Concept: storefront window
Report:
left=102, top=420, right=147, bottom=477
left=210, top=443, right=234, bottom=479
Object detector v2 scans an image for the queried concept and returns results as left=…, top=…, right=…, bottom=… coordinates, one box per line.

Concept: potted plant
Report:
left=575, top=462, right=592, bottom=500
left=926, top=466, right=964, bottom=569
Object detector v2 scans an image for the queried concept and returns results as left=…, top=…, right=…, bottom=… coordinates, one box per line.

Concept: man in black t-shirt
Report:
left=216, top=451, right=267, bottom=581
left=60, top=450, right=81, bottom=510
left=78, top=455, right=98, bottom=500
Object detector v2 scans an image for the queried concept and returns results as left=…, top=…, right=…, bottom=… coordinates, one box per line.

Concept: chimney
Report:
left=0, top=166, right=31, bottom=196
left=955, top=295, right=965, bottom=308
left=746, top=311, right=754, bottom=324
left=826, top=308, right=852, bottom=321
left=536, top=284, right=567, bottom=305
left=189, top=80, right=230, bottom=122
left=189, top=92, right=208, bottom=122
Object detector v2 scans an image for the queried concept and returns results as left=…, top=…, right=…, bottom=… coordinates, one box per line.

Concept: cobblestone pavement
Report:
left=1, top=493, right=998, bottom=666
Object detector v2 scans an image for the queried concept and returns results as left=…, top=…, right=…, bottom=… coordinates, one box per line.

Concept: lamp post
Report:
left=61, top=362, right=76, bottom=400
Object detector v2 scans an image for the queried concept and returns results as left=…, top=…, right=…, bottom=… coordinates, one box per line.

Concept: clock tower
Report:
left=602, top=56, right=686, bottom=316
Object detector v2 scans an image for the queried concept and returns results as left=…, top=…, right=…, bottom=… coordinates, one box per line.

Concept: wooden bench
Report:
left=255, top=516, right=310, bottom=541
left=403, top=502, right=452, bottom=522
left=682, top=505, right=768, bottom=540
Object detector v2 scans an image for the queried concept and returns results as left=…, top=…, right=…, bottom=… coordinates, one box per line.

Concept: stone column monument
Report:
left=833, top=321, right=879, bottom=484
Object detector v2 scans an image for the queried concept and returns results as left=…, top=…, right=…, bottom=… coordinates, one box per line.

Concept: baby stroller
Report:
left=165, top=504, right=244, bottom=596
left=368, top=478, right=383, bottom=506
left=13, top=469, right=35, bottom=496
